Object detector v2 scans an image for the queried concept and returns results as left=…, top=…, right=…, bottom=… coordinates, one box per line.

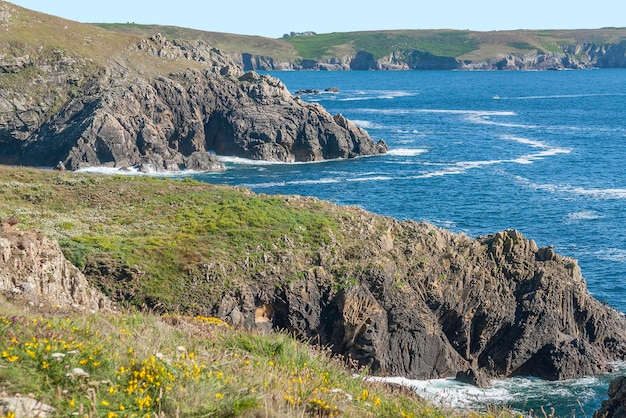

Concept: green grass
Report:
left=0, top=167, right=345, bottom=313
left=1, top=302, right=485, bottom=417
left=92, top=22, right=300, bottom=60
left=283, top=31, right=478, bottom=60
left=91, top=21, right=625, bottom=66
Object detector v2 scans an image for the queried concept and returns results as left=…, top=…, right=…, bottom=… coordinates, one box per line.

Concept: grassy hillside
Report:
left=90, top=21, right=626, bottom=62
left=0, top=299, right=450, bottom=417
left=93, top=23, right=300, bottom=61
left=0, top=2, right=135, bottom=67
left=0, top=166, right=347, bottom=312
left=0, top=165, right=515, bottom=417
left=283, top=31, right=478, bottom=60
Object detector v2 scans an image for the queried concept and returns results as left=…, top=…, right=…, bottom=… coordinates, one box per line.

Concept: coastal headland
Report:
left=1, top=1, right=626, bottom=416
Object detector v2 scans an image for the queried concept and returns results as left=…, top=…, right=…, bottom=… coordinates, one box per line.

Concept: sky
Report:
left=7, top=0, right=626, bottom=38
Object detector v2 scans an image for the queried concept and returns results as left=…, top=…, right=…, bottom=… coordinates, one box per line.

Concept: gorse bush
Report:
left=0, top=302, right=491, bottom=417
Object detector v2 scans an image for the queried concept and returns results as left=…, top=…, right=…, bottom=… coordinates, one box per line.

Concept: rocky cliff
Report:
left=0, top=3, right=386, bottom=171
left=214, top=220, right=626, bottom=385
left=236, top=42, right=626, bottom=72
left=0, top=221, right=109, bottom=311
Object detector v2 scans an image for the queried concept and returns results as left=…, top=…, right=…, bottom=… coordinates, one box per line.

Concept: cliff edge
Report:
left=0, top=3, right=386, bottom=172
left=221, top=221, right=626, bottom=385
left=1, top=169, right=625, bottom=386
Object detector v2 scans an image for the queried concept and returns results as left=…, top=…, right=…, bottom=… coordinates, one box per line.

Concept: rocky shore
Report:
left=216, top=221, right=626, bottom=386
left=234, top=40, right=626, bottom=72
left=0, top=3, right=386, bottom=172
left=2, top=185, right=625, bottom=388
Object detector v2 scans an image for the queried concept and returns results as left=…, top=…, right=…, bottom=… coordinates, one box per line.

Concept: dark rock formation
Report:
left=455, top=368, right=491, bottom=388
left=211, top=217, right=626, bottom=384
left=350, top=51, right=379, bottom=70
left=0, top=33, right=387, bottom=171
left=235, top=39, right=626, bottom=72
left=595, top=376, right=626, bottom=418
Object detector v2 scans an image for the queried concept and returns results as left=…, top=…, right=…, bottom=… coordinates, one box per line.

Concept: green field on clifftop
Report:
left=0, top=165, right=515, bottom=417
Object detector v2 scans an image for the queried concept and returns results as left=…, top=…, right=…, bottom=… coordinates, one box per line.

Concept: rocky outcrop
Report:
left=234, top=52, right=294, bottom=71
left=0, top=393, right=54, bottom=418
left=204, top=70, right=386, bottom=161
left=0, top=222, right=110, bottom=311
left=210, top=215, right=626, bottom=384
left=595, top=376, right=626, bottom=418
left=0, top=29, right=387, bottom=171
left=235, top=40, right=626, bottom=72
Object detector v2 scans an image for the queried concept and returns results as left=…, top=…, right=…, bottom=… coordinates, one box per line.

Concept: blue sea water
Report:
left=194, top=69, right=626, bottom=416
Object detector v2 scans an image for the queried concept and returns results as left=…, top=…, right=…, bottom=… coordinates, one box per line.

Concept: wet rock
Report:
left=595, top=376, right=626, bottom=418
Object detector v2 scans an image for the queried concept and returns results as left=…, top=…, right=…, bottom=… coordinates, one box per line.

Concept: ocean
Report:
left=192, top=69, right=626, bottom=416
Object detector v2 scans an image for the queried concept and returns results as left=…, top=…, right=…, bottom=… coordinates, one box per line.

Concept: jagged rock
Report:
left=210, top=220, right=626, bottom=382
left=595, top=376, right=626, bottom=418
left=1, top=33, right=387, bottom=171
left=455, top=368, right=491, bottom=388
left=294, top=89, right=320, bottom=95
left=0, top=223, right=110, bottom=311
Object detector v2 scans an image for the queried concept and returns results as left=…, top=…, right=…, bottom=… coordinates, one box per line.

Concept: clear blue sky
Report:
left=8, top=0, right=626, bottom=38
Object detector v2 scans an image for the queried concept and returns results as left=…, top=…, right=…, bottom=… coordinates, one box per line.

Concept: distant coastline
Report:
left=93, top=24, right=626, bottom=72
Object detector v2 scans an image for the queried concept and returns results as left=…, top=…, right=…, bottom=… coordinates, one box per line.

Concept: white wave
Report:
left=501, top=135, right=550, bottom=149
left=566, top=211, right=605, bottom=222
left=368, top=377, right=498, bottom=409
left=219, top=155, right=359, bottom=166
left=409, top=159, right=504, bottom=179
left=239, top=181, right=287, bottom=188
left=387, top=148, right=428, bottom=157
left=218, top=156, right=292, bottom=166
left=596, top=248, right=626, bottom=263
left=398, top=109, right=536, bottom=129
left=337, top=90, right=416, bottom=101
left=350, top=120, right=383, bottom=129
left=417, top=109, right=517, bottom=117
left=376, top=90, right=417, bottom=99
left=338, top=97, right=372, bottom=102
left=513, top=148, right=571, bottom=164
left=346, top=176, right=394, bottom=182
left=514, top=176, right=626, bottom=200
left=76, top=166, right=142, bottom=175
left=75, top=166, right=217, bottom=177
left=465, top=113, right=538, bottom=129
left=240, top=178, right=341, bottom=189
left=369, top=375, right=604, bottom=411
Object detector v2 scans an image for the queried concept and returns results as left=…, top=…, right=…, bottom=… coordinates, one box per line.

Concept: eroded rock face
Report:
left=1, top=34, right=387, bottom=171
left=214, top=216, right=626, bottom=384
left=0, top=223, right=110, bottom=311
